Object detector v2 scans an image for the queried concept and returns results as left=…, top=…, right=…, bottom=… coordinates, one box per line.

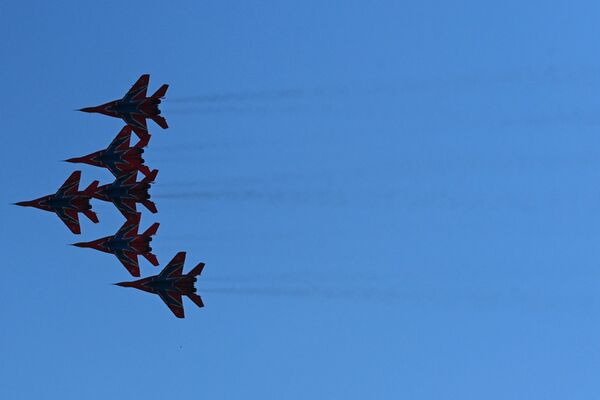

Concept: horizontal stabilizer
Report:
left=83, top=180, right=100, bottom=195
left=151, top=115, right=168, bottom=129
left=143, top=252, right=159, bottom=266
left=151, top=84, right=168, bottom=99
left=142, top=169, right=158, bottom=184
left=142, top=222, right=159, bottom=237
left=142, top=200, right=157, bottom=214
left=82, top=209, right=99, bottom=223
left=187, top=293, right=204, bottom=308
left=188, top=262, right=205, bottom=277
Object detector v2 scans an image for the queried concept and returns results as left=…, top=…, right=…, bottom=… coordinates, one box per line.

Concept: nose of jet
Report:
left=64, top=157, right=83, bottom=163
left=114, top=282, right=135, bottom=288
left=13, top=200, right=34, bottom=207
left=71, top=242, right=92, bottom=248
left=77, top=107, right=96, bottom=113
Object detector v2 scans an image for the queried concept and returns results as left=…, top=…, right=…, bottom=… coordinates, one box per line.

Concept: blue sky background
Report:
left=2, top=1, right=600, bottom=398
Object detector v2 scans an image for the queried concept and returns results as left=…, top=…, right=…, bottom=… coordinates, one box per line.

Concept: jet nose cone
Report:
left=71, top=242, right=90, bottom=248
left=114, top=281, right=135, bottom=288
left=64, top=157, right=81, bottom=163
left=14, top=201, right=32, bottom=207
left=78, top=107, right=96, bottom=113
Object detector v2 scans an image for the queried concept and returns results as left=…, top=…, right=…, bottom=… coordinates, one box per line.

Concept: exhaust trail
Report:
left=199, top=284, right=598, bottom=312
left=169, top=88, right=306, bottom=104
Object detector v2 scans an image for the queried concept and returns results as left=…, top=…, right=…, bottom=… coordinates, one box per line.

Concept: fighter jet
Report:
left=91, top=169, right=158, bottom=221
left=72, top=213, right=159, bottom=277
left=115, top=252, right=205, bottom=318
left=14, top=171, right=99, bottom=234
left=65, top=126, right=152, bottom=178
left=78, top=74, right=168, bottom=141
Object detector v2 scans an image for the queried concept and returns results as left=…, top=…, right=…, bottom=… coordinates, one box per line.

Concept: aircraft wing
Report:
left=56, top=171, right=81, bottom=196
left=123, top=74, right=149, bottom=101
left=56, top=208, right=81, bottom=234
left=123, top=114, right=149, bottom=141
left=114, top=250, right=140, bottom=277
left=116, top=170, right=138, bottom=185
left=157, top=290, right=185, bottom=318
left=107, top=126, right=133, bottom=152
left=112, top=198, right=138, bottom=221
left=116, top=212, right=140, bottom=237
left=159, top=252, right=186, bottom=279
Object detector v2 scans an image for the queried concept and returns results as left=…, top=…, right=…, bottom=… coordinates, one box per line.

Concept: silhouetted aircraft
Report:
left=115, top=252, right=204, bottom=318
left=14, top=171, right=99, bottom=234
left=65, top=126, right=152, bottom=178
left=78, top=74, right=168, bottom=141
left=72, top=213, right=158, bottom=277
left=91, top=169, right=158, bottom=221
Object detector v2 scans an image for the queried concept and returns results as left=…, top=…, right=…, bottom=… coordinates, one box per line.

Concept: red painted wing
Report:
left=124, top=74, right=149, bottom=101
left=107, top=126, right=133, bottom=152
left=115, top=250, right=140, bottom=277
left=158, top=252, right=186, bottom=278
left=114, top=199, right=138, bottom=221
left=56, top=171, right=81, bottom=196
left=158, top=291, right=185, bottom=318
left=117, top=170, right=139, bottom=185
left=116, top=213, right=140, bottom=237
left=57, top=208, right=81, bottom=234
left=130, top=113, right=148, bottom=131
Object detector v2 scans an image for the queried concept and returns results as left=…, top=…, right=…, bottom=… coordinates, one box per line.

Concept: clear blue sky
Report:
left=2, top=1, right=600, bottom=398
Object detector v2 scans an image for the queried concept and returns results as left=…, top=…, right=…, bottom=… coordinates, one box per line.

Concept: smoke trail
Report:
left=153, top=189, right=347, bottom=206
left=169, top=88, right=305, bottom=104
left=168, top=65, right=600, bottom=106
left=200, top=285, right=401, bottom=303
left=199, top=284, right=598, bottom=311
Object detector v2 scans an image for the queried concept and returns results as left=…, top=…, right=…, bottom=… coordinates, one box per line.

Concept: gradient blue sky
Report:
left=2, top=1, right=600, bottom=399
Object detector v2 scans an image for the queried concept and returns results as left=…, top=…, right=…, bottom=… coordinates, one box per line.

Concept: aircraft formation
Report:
left=15, top=75, right=205, bottom=318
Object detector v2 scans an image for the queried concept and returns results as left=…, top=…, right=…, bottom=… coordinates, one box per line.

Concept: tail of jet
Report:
left=140, top=222, right=159, bottom=266
left=150, top=84, right=169, bottom=129
left=82, top=209, right=99, bottom=223
left=83, top=180, right=100, bottom=196
left=151, top=116, right=168, bottom=129
left=187, top=262, right=205, bottom=278
left=186, top=262, right=205, bottom=308
left=142, top=169, right=158, bottom=184
left=151, top=84, right=168, bottom=99
left=142, top=222, right=160, bottom=238
left=142, top=200, right=158, bottom=214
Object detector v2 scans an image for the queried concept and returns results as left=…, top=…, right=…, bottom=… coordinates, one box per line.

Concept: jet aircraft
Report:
left=91, top=169, right=158, bottom=221
left=72, top=213, right=159, bottom=277
left=115, top=252, right=205, bottom=318
left=78, top=74, right=168, bottom=141
left=14, top=171, right=99, bottom=234
left=65, top=126, right=152, bottom=178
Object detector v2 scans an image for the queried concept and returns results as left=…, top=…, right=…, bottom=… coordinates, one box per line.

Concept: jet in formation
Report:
left=14, top=171, right=99, bottom=234
left=115, top=252, right=205, bottom=318
left=65, top=126, right=152, bottom=178
left=78, top=74, right=168, bottom=141
left=72, top=213, right=159, bottom=277
left=92, top=169, right=158, bottom=221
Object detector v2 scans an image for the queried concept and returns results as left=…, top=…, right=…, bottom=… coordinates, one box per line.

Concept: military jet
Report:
left=72, top=212, right=159, bottom=277
left=91, top=169, right=158, bottom=221
left=65, top=126, right=152, bottom=178
left=78, top=74, right=168, bottom=141
left=14, top=171, right=99, bottom=234
left=115, top=252, right=205, bottom=318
